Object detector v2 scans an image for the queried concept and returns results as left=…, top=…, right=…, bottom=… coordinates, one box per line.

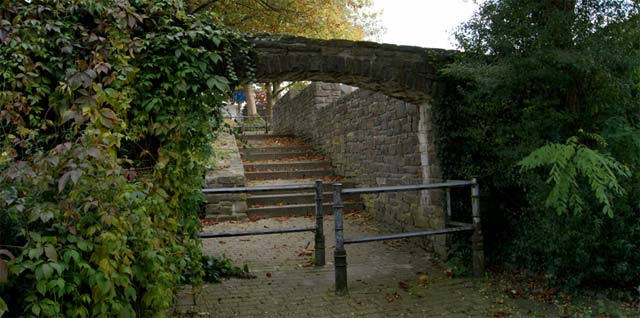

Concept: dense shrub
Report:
left=433, top=0, right=640, bottom=288
left=0, top=0, right=253, bottom=316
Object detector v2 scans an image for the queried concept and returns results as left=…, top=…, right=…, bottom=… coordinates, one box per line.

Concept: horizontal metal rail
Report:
left=200, top=226, right=316, bottom=238
left=202, top=183, right=315, bottom=194
left=343, top=226, right=473, bottom=245
left=341, top=180, right=474, bottom=195
left=446, top=221, right=473, bottom=228
left=227, top=115, right=272, bottom=119
left=242, top=125, right=269, bottom=129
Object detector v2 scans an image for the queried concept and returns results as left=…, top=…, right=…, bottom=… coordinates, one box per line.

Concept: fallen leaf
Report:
left=385, top=292, right=401, bottom=303
left=417, top=274, right=429, bottom=287
left=444, top=268, right=454, bottom=278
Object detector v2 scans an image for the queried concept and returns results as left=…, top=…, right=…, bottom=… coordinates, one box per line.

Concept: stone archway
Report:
left=249, top=35, right=457, bottom=252
left=251, top=35, right=456, bottom=105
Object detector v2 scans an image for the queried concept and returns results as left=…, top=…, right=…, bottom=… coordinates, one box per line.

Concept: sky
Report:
left=371, top=0, right=479, bottom=49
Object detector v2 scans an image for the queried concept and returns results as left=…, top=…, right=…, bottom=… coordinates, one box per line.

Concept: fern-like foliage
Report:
left=518, top=136, right=631, bottom=217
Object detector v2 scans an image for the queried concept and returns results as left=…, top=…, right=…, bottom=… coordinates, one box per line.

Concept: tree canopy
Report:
left=188, top=0, right=383, bottom=40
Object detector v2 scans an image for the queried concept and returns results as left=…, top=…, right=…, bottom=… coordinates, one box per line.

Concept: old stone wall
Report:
left=273, top=83, right=444, bottom=241
left=203, top=132, right=247, bottom=221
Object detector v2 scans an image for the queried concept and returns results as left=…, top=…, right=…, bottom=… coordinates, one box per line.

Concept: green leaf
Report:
left=37, top=280, right=47, bottom=295
left=0, top=297, right=7, bottom=316
left=44, top=245, right=58, bottom=262
left=49, top=262, right=63, bottom=275
left=99, top=108, right=119, bottom=128
left=118, top=305, right=133, bottom=318
left=29, top=232, right=42, bottom=242
left=124, top=286, right=137, bottom=301
left=519, top=135, right=631, bottom=216
left=28, top=247, right=43, bottom=259
left=64, top=249, right=80, bottom=264
left=77, top=240, right=93, bottom=252
left=31, top=303, right=41, bottom=316
left=206, top=77, right=216, bottom=89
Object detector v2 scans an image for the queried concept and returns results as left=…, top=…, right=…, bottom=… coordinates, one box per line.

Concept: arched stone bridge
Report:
left=250, top=35, right=457, bottom=104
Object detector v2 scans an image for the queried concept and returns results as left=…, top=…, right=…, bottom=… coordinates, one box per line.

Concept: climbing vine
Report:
left=0, top=0, right=254, bottom=316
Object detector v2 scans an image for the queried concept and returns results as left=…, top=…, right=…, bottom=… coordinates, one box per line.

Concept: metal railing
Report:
left=226, top=115, right=272, bottom=134
left=199, top=178, right=485, bottom=293
left=200, top=180, right=325, bottom=266
left=331, top=178, right=484, bottom=296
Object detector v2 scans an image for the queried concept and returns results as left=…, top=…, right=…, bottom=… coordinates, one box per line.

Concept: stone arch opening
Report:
left=251, top=36, right=457, bottom=252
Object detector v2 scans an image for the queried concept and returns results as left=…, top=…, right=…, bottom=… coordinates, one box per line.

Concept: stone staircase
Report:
left=239, top=134, right=363, bottom=218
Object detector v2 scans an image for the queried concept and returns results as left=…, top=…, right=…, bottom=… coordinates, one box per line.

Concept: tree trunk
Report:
left=265, top=81, right=281, bottom=121
left=243, top=83, right=257, bottom=116
left=265, top=82, right=273, bottom=122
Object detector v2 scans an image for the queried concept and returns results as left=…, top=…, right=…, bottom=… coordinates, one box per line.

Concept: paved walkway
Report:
left=173, top=213, right=553, bottom=317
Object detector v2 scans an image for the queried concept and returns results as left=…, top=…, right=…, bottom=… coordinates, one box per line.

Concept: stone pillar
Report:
left=203, top=132, right=247, bottom=221
left=416, top=102, right=446, bottom=256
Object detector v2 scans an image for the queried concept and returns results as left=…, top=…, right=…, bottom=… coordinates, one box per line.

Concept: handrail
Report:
left=341, top=180, right=474, bottom=195
left=202, top=183, right=315, bottom=194
left=200, top=226, right=315, bottom=238
left=225, top=115, right=272, bottom=134
left=343, top=227, right=473, bottom=244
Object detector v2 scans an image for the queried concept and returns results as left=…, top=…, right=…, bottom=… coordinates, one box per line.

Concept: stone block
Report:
left=205, top=203, right=232, bottom=216
left=232, top=201, right=248, bottom=214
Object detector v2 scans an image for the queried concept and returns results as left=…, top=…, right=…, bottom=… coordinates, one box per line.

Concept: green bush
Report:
left=0, top=0, right=253, bottom=316
left=200, top=255, right=254, bottom=283
left=434, top=0, right=640, bottom=288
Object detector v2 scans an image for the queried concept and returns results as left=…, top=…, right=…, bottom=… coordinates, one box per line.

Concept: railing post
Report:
left=333, top=183, right=348, bottom=295
left=471, top=178, right=485, bottom=277
left=445, top=186, right=452, bottom=226
left=314, top=180, right=325, bottom=267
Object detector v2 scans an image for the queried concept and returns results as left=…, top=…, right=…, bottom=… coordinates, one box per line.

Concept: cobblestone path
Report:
left=173, top=214, right=553, bottom=317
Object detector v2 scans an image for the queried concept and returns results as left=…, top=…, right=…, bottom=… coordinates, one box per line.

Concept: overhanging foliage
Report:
left=0, top=0, right=253, bottom=316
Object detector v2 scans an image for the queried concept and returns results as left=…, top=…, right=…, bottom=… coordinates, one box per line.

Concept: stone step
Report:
left=244, top=161, right=332, bottom=172
left=241, top=134, right=293, bottom=140
left=240, top=146, right=312, bottom=154
left=247, top=192, right=360, bottom=206
left=241, top=152, right=316, bottom=161
left=245, top=169, right=334, bottom=181
left=247, top=202, right=365, bottom=218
